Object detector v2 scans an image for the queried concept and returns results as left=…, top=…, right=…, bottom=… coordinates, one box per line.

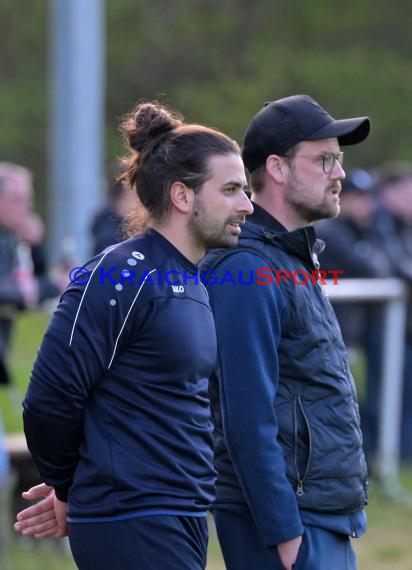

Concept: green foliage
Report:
left=0, top=0, right=48, bottom=212
left=2, top=0, right=412, bottom=211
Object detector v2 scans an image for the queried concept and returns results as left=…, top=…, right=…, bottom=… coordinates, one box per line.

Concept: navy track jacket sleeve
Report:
left=209, top=252, right=304, bottom=546
left=23, top=257, right=150, bottom=501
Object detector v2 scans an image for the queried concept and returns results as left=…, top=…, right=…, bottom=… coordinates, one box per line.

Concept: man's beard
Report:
left=289, top=197, right=340, bottom=224
left=287, top=176, right=341, bottom=224
left=188, top=199, right=240, bottom=251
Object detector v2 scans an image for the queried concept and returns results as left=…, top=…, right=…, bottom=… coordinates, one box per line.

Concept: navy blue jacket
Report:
left=201, top=206, right=367, bottom=546
left=23, top=230, right=217, bottom=521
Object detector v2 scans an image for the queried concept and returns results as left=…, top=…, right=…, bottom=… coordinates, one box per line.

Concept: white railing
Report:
left=325, top=278, right=407, bottom=494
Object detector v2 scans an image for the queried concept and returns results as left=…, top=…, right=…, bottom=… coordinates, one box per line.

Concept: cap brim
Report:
left=310, top=117, right=371, bottom=146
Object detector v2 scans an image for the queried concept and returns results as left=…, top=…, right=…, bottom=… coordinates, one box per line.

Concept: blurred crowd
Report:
left=316, top=161, right=412, bottom=467
left=1, top=159, right=412, bottom=531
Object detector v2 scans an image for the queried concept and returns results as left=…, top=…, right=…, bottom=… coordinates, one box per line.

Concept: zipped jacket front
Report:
left=201, top=217, right=367, bottom=546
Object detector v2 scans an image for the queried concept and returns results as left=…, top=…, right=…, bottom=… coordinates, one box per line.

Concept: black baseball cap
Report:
left=242, top=94, right=371, bottom=173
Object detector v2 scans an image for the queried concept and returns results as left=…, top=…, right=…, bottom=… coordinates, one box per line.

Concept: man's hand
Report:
left=14, top=483, right=68, bottom=538
left=53, top=495, right=68, bottom=537
left=277, top=535, right=302, bottom=570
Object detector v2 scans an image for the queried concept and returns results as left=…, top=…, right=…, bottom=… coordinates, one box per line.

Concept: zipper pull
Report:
left=296, top=481, right=304, bottom=496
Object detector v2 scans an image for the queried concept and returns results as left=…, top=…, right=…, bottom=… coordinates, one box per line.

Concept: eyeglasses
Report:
left=286, top=151, right=344, bottom=174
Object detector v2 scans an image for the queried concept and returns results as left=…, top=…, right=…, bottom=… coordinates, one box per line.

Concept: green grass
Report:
left=1, top=313, right=412, bottom=569
left=0, top=311, right=50, bottom=433
left=0, top=540, right=76, bottom=570
left=354, top=471, right=412, bottom=569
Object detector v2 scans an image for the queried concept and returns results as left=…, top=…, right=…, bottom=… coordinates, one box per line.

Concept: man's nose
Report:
left=238, top=191, right=254, bottom=214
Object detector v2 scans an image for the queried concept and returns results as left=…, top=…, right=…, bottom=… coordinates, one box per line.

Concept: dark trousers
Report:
left=69, top=515, right=208, bottom=570
left=213, top=510, right=357, bottom=570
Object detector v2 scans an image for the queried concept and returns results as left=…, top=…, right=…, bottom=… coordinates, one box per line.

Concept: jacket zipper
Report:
left=293, top=395, right=312, bottom=496
left=350, top=513, right=357, bottom=538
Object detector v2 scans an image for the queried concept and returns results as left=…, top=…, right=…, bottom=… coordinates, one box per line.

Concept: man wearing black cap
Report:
left=201, top=95, right=371, bottom=570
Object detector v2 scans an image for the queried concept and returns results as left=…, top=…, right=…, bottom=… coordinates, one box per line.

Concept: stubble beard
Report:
left=188, top=202, right=238, bottom=251
left=287, top=175, right=341, bottom=224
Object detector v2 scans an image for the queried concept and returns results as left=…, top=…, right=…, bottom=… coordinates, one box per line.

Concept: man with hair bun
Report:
left=14, top=101, right=252, bottom=569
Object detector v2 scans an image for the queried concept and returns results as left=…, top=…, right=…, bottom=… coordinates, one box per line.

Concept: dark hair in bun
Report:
left=125, top=102, right=182, bottom=155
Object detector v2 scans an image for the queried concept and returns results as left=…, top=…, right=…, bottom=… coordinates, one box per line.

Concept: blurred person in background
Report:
left=0, top=162, right=61, bottom=388
left=316, top=169, right=391, bottom=465
left=90, top=175, right=136, bottom=256
left=0, top=163, right=67, bottom=534
left=0, top=405, right=9, bottom=551
left=316, top=168, right=385, bottom=281
left=371, top=162, right=412, bottom=462
left=13, top=101, right=252, bottom=570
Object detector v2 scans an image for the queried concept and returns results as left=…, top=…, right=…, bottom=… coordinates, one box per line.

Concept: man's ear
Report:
left=266, top=154, right=289, bottom=184
left=170, top=181, right=193, bottom=213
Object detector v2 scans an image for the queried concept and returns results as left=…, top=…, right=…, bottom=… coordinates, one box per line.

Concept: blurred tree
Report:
left=2, top=0, right=412, bottom=216
left=105, top=0, right=412, bottom=172
left=0, top=0, right=48, bottom=209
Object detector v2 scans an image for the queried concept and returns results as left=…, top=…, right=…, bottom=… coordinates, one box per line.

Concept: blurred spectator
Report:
left=0, top=162, right=61, bottom=386
left=372, top=162, right=412, bottom=462
left=0, top=162, right=69, bottom=538
left=317, top=168, right=390, bottom=277
left=0, top=416, right=9, bottom=551
left=316, top=169, right=391, bottom=464
left=317, top=169, right=391, bottom=337
left=90, top=178, right=136, bottom=255
left=373, top=162, right=412, bottom=281
left=0, top=418, right=8, bottom=487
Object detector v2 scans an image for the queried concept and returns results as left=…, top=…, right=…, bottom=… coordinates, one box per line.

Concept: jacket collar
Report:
left=249, top=203, right=287, bottom=232
left=244, top=204, right=325, bottom=269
